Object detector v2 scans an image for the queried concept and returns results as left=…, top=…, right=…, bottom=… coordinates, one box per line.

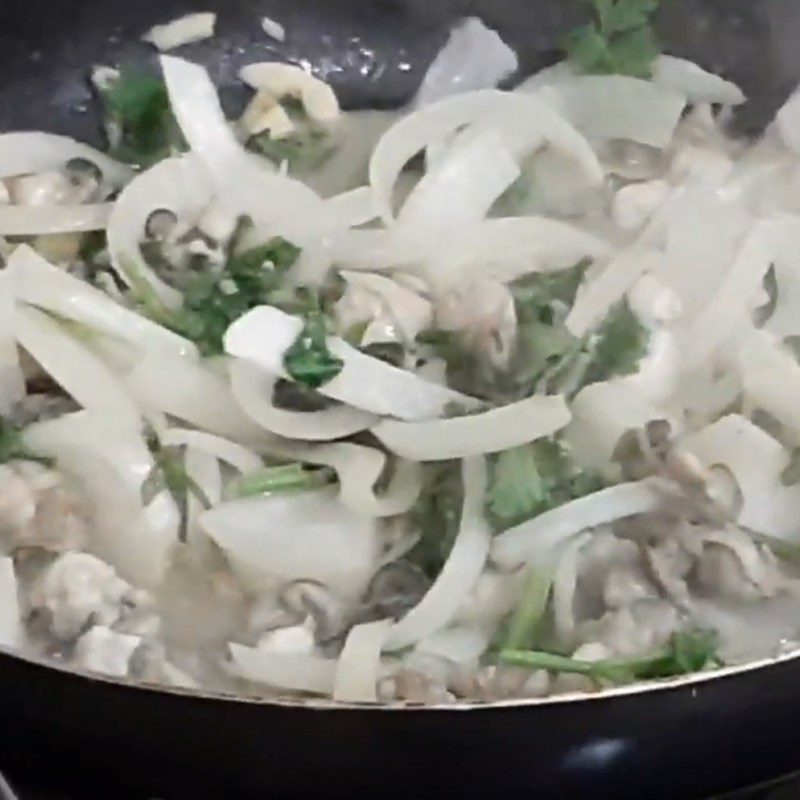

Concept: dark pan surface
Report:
left=2, top=1, right=800, bottom=798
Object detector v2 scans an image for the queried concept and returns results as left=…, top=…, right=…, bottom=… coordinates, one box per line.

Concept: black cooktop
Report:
left=2, top=770, right=800, bottom=800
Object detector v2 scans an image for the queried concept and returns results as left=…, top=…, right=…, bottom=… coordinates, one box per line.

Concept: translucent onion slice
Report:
left=229, top=359, right=377, bottom=441
left=333, top=618, right=393, bottom=703
left=738, top=330, right=800, bottom=441
left=414, top=17, right=518, bottom=106
left=385, top=457, right=490, bottom=650
left=684, top=413, right=800, bottom=540
left=125, top=353, right=265, bottom=443
left=8, top=245, right=195, bottom=359
left=681, top=217, right=798, bottom=371
left=160, top=56, right=331, bottom=245
left=15, top=306, right=141, bottom=430
left=184, top=447, right=222, bottom=549
left=23, top=411, right=180, bottom=588
left=535, top=75, right=685, bottom=148
left=0, top=132, right=132, bottom=187
left=552, top=532, right=590, bottom=641
left=0, top=203, right=112, bottom=235
left=107, top=154, right=211, bottom=308
left=0, top=557, right=22, bottom=648
left=160, top=429, right=264, bottom=475
left=284, top=441, right=422, bottom=518
left=371, top=395, right=570, bottom=461
left=0, top=270, right=24, bottom=415
left=144, top=12, right=216, bottom=51
left=414, top=625, right=490, bottom=665
left=398, top=130, right=520, bottom=231
left=229, top=644, right=336, bottom=696
left=225, top=305, right=479, bottom=421
left=566, top=246, right=665, bottom=338
left=369, top=89, right=603, bottom=223
left=653, top=55, right=746, bottom=106
left=200, top=488, right=380, bottom=598
left=491, top=480, right=664, bottom=570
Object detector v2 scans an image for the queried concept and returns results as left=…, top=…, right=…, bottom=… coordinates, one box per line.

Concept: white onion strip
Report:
left=491, top=480, right=664, bottom=570
left=160, top=429, right=263, bottom=475
left=385, top=457, right=490, bottom=650
left=333, top=618, right=393, bottom=703
left=15, top=306, right=141, bottom=430
left=125, top=353, right=266, bottom=443
left=229, top=359, right=377, bottom=441
left=107, top=154, right=212, bottom=308
left=0, top=203, right=112, bottom=235
left=369, top=89, right=603, bottom=223
left=225, top=305, right=479, bottom=421
left=0, top=132, right=133, bottom=187
left=371, top=395, right=570, bottom=461
left=7, top=244, right=195, bottom=359
left=229, top=644, right=337, bottom=696
left=0, top=270, right=24, bottom=414
left=279, top=440, right=422, bottom=518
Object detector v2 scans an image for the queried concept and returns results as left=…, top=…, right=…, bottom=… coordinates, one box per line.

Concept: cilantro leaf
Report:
left=563, top=0, right=662, bottom=79
left=161, top=237, right=301, bottom=356
left=500, top=628, right=721, bottom=685
left=250, top=131, right=336, bottom=172
left=283, top=311, right=344, bottom=389
left=0, top=418, right=51, bottom=467
left=231, top=463, right=336, bottom=498
left=582, top=299, right=649, bottom=386
left=486, top=439, right=605, bottom=531
left=100, top=70, right=183, bottom=167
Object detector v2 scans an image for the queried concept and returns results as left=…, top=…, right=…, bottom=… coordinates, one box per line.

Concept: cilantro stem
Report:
left=502, top=567, right=554, bottom=651
left=233, top=463, right=335, bottom=498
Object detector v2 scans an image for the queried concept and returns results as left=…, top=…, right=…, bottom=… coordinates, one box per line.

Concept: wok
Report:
left=1, top=1, right=800, bottom=797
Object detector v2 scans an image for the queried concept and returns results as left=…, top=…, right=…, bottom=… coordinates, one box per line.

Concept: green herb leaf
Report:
left=232, top=463, right=336, bottom=498
left=283, top=311, right=344, bottom=389
left=158, top=237, right=301, bottom=356
left=582, top=299, right=649, bottom=386
left=100, top=70, right=183, bottom=167
left=0, top=418, right=51, bottom=467
left=250, top=131, right=336, bottom=172
left=500, top=628, right=720, bottom=685
left=486, top=439, right=605, bottom=531
left=563, top=0, right=662, bottom=78
left=407, top=461, right=465, bottom=578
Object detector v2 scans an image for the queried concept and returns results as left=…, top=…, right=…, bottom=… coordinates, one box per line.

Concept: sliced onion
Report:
left=16, top=306, right=141, bottom=430
left=23, top=411, right=180, bottom=587
left=0, top=557, right=22, bottom=649
left=414, top=625, right=490, bottom=665
left=0, top=132, right=132, bottom=187
left=8, top=244, right=195, bottom=358
left=681, top=217, right=799, bottom=370
left=684, top=413, right=800, bottom=540
left=414, top=17, right=518, bottom=106
left=369, top=89, right=603, bottom=223
left=333, top=618, right=393, bottom=703
left=144, top=12, right=216, bottom=51
left=160, top=56, right=331, bottom=245
left=160, top=429, right=263, bottom=475
left=229, top=644, right=336, bottom=696
left=0, top=270, right=24, bottom=414
left=653, top=56, right=745, bottom=106
left=535, top=75, right=685, bottom=148
left=184, top=447, right=222, bottom=549
left=200, top=488, right=380, bottom=598
left=385, top=457, right=490, bottom=650
left=566, top=246, right=665, bottom=337
left=107, top=155, right=211, bottom=307
left=225, top=305, right=479, bottom=421
left=491, top=480, right=664, bottom=570
left=284, top=441, right=422, bottom=518
left=738, top=330, right=800, bottom=441
left=371, top=395, right=570, bottom=461
left=398, top=130, right=519, bottom=230
left=0, top=203, right=112, bottom=235
left=229, top=359, right=376, bottom=441
left=552, top=532, right=590, bottom=641
left=125, top=353, right=264, bottom=442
